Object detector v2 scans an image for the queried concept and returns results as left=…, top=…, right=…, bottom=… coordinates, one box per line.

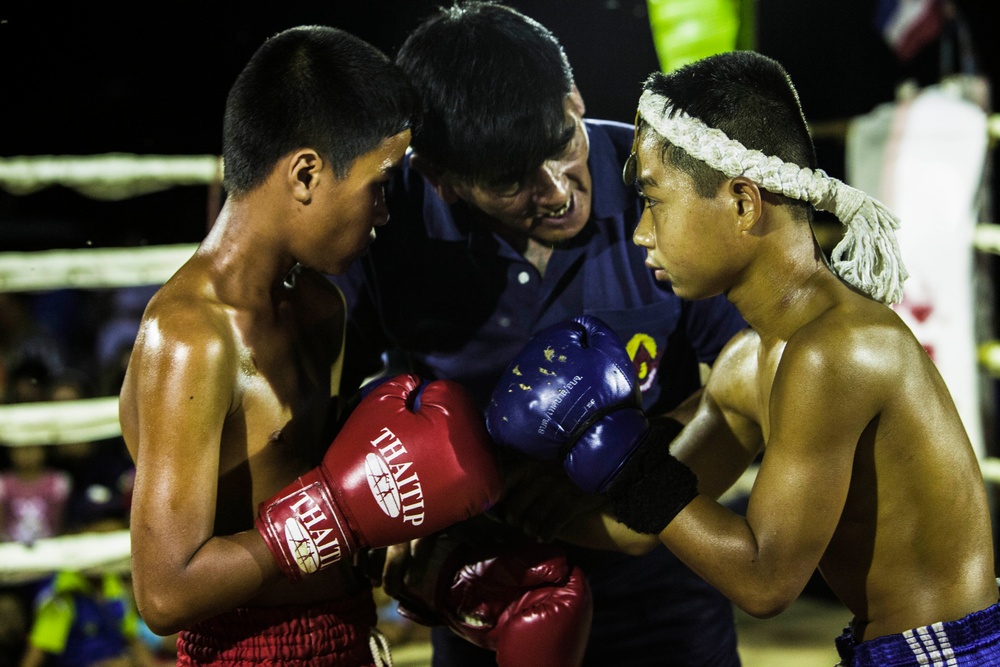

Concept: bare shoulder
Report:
left=705, top=327, right=761, bottom=401
left=133, top=276, right=238, bottom=369
left=790, top=300, right=913, bottom=370
left=119, top=267, right=241, bottom=448
left=778, top=299, right=921, bottom=407
left=713, top=327, right=760, bottom=365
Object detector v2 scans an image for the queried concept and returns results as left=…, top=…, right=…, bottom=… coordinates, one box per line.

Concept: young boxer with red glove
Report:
left=119, top=26, right=501, bottom=667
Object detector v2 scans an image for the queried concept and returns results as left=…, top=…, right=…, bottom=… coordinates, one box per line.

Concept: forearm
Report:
left=555, top=508, right=660, bottom=556
left=659, top=495, right=804, bottom=618
left=133, top=530, right=280, bottom=635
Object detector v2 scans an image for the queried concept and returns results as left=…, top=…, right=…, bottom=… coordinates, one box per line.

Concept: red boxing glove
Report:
left=397, top=539, right=593, bottom=667
left=255, top=374, right=503, bottom=581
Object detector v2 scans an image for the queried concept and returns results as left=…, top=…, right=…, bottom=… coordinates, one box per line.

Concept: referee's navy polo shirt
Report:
left=333, top=119, right=747, bottom=413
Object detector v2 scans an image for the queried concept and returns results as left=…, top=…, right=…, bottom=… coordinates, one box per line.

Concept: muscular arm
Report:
left=123, top=307, right=279, bottom=635
left=552, top=332, right=762, bottom=554
left=660, top=324, right=880, bottom=617
left=670, top=390, right=760, bottom=500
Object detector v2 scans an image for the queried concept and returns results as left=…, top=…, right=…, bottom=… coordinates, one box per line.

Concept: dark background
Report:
left=0, top=1, right=996, bottom=251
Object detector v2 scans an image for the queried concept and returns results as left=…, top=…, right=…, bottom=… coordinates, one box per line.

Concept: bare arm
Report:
left=670, top=384, right=761, bottom=499
left=552, top=331, right=763, bottom=553
left=659, top=324, right=880, bottom=617
left=124, top=308, right=279, bottom=635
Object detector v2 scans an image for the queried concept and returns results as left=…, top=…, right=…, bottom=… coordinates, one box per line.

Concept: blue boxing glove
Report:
left=487, top=316, right=698, bottom=534
left=486, top=315, right=643, bottom=492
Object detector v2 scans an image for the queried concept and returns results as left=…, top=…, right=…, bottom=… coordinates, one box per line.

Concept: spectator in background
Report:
left=0, top=591, right=28, bottom=667
left=2, top=357, right=55, bottom=406
left=0, top=359, right=67, bottom=667
left=0, top=364, right=77, bottom=544
left=19, top=570, right=156, bottom=667
left=28, top=289, right=96, bottom=376
left=0, top=443, right=71, bottom=545
left=0, top=296, right=66, bottom=396
left=45, top=374, right=133, bottom=535
left=62, top=441, right=133, bottom=535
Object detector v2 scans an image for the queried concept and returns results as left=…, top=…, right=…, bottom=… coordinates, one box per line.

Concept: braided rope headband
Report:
left=631, top=89, right=908, bottom=305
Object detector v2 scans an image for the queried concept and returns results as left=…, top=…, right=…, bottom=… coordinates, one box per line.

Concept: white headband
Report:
left=636, top=89, right=908, bottom=305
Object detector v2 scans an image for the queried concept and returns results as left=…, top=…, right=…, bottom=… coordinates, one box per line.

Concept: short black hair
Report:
left=396, top=1, right=574, bottom=189
left=642, top=51, right=816, bottom=217
left=222, top=25, right=420, bottom=195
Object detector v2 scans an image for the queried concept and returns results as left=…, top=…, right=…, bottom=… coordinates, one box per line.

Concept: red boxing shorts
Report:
left=176, top=590, right=379, bottom=666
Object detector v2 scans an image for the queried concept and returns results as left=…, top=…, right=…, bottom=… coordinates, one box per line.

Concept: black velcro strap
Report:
left=604, top=417, right=698, bottom=534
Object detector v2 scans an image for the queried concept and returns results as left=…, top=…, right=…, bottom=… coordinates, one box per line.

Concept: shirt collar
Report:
left=585, top=120, right=633, bottom=221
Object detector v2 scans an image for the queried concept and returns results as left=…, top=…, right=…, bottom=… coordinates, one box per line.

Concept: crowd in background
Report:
left=0, top=287, right=176, bottom=666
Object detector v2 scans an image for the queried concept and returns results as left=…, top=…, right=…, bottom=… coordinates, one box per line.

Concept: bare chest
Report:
left=219, top=288, right=346, bottom=498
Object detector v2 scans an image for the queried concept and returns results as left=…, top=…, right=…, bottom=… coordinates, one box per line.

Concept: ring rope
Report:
left=0, top=153, right=222, bottom=200
left=0, top=244, right=197, bottom=292
left=0, top=398, right=121, bottom=447
left=0, top=530, right=131, bottom=584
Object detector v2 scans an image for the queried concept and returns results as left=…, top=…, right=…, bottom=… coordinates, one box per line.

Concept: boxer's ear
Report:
left=729, top=176, right=763, bottom=234
left=288, top=149, right=324, bottom=203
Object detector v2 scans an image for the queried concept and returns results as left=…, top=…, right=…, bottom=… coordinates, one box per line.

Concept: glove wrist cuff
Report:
left=605, top=417, right=698, bottom=534
left=256, top=468, right=356, bottom=581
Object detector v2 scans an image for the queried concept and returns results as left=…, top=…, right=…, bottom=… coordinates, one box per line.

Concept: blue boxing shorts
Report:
left=176, top=590, right=380, bottom=666
left=835, top=602, right=1000, bottom=666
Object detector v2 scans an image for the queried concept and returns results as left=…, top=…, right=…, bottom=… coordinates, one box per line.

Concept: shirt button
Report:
left=518, top=271, right=530, bottom=284
left=498, top=317, right=512, bottom=327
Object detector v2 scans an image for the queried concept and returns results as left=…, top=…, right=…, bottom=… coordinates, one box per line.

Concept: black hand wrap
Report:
left=605, top=417, right=699, bottom=534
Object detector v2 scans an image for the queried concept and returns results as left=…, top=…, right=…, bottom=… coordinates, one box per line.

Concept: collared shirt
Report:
left=334, top=119, right=747, bottom=412
left=332, top=119, right=747, bottom=665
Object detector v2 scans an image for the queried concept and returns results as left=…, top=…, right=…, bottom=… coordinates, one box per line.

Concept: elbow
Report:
left=134, top=584, right=192, bottom=636
left=732, top=584, right=798, bottom=619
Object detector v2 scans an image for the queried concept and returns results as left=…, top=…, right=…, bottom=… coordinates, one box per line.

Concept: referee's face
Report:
left=451, top=92, right=592, bottom=246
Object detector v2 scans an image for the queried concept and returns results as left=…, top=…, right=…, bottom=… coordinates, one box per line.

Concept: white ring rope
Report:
left=973, top=224, right=1000, bottom=255
left=0, top=244, right=197, bottom=292
left=0, top=397, right=121, bottom=447
left=0, top=530, right=131, bottom=584
left=0, top=153, right=222, bottom=200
